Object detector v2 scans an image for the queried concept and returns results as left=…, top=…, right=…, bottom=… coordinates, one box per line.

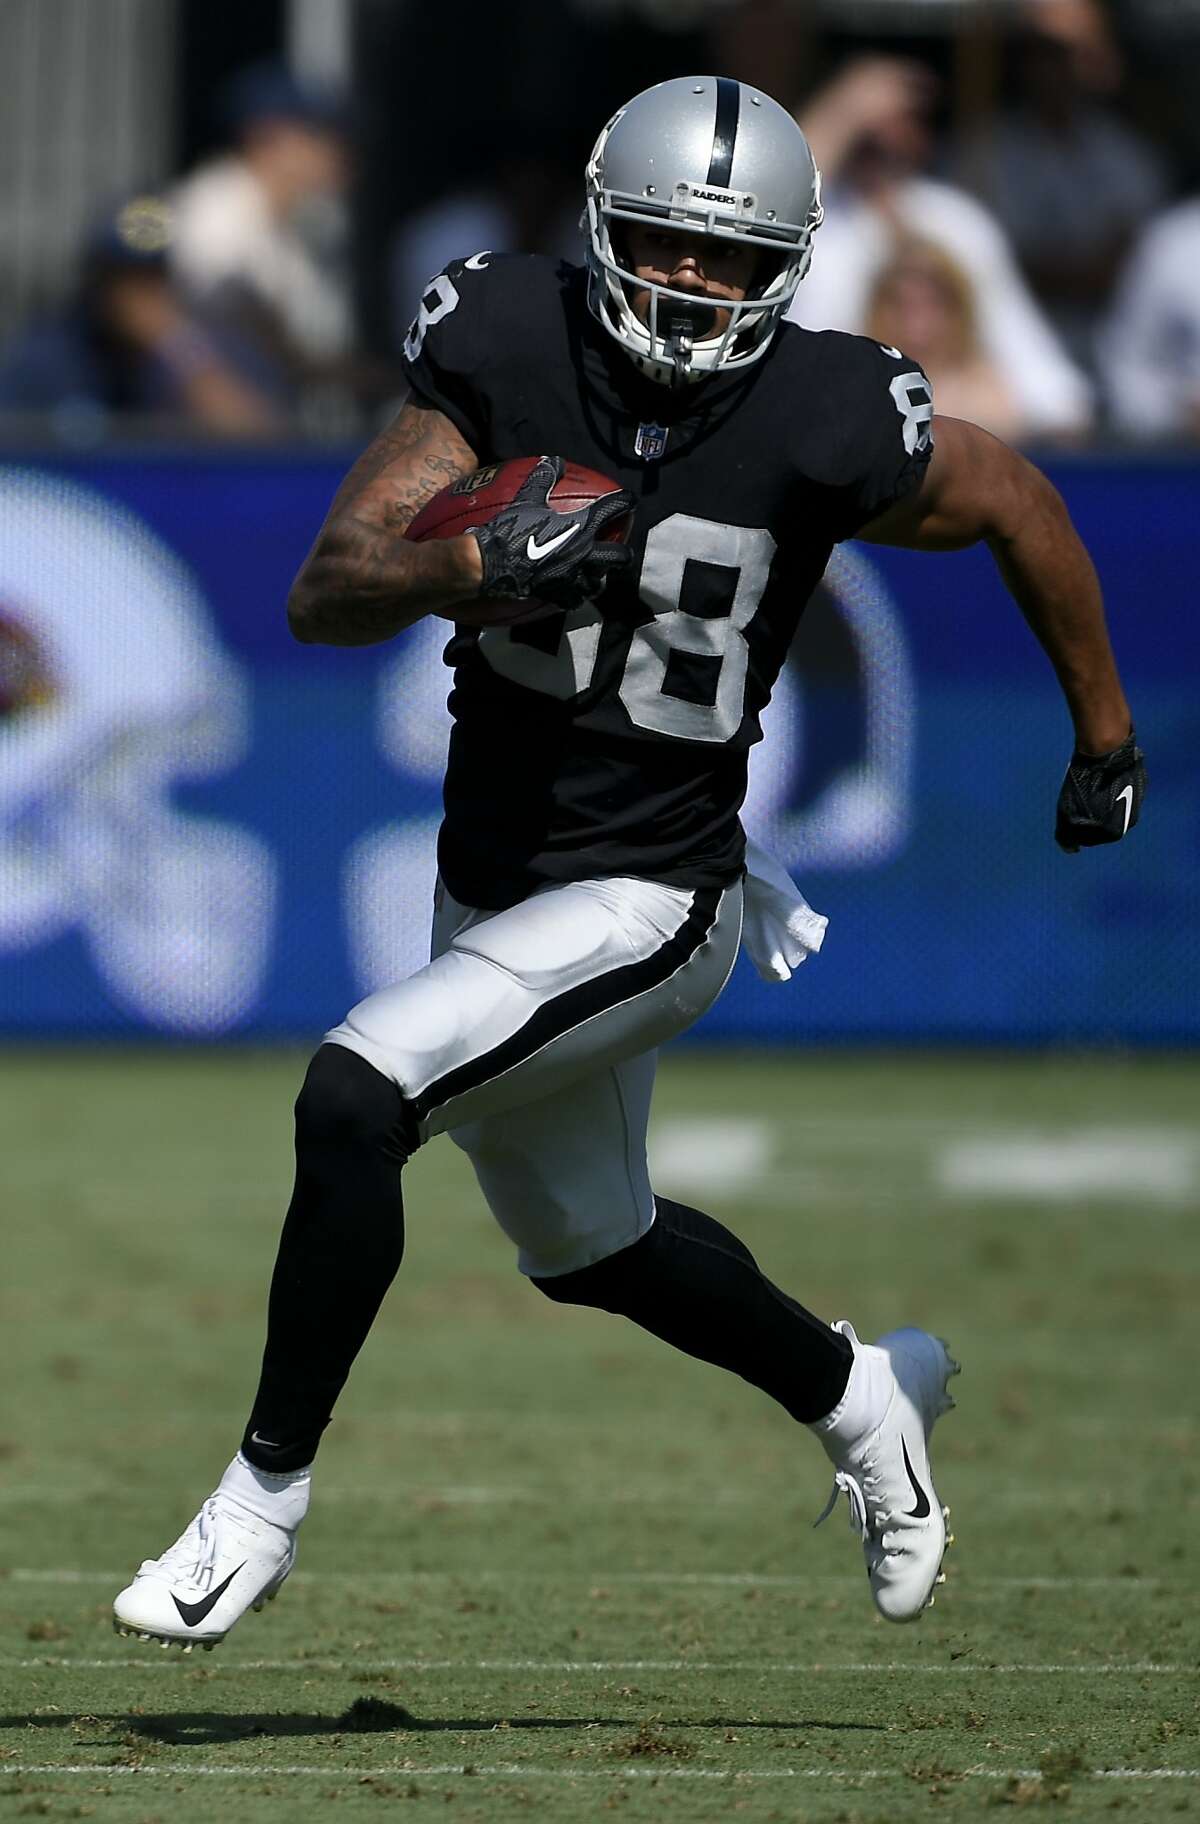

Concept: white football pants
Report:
left=325, top=874, right=743, bottom=1277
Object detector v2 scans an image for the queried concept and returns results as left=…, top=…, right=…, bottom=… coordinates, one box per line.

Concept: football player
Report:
left=114, top=77, right=1144, bottom=1649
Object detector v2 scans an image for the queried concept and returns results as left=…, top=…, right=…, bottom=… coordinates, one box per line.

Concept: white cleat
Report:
left=112, top=1454, right=309, bottom=1651
left=816, top=1323, right=959, bottom=1624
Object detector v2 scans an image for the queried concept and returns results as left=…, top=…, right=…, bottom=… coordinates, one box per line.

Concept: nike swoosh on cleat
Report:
left=1115, top=784, right=1134, bottom=835
left=900, top=1439, right=932, bottom=1519
left=171, top=1563, right=245, bottom=1628
left=526, top=524, right=579, bottom=562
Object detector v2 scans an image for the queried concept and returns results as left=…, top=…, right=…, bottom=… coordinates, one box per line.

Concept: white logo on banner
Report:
left=740, top=545, right=915, bottom=871
left=343, top=616, right=451, bottom=992
left=0, top=468, right=275, bottom=1031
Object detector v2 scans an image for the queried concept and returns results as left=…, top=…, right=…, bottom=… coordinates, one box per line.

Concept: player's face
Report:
left=622, top=226, right=763, bottom=342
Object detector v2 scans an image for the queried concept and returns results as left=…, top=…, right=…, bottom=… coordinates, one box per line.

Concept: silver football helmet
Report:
left=585, top=76, right=823, bottom=387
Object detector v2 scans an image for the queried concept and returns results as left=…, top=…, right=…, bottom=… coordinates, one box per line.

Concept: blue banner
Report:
left=0, top=450, right=1192, bottom=1042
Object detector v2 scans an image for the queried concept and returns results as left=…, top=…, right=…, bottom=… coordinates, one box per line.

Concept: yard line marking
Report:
left=935, top=1131, right=1199, bottom=1201
left=6, top=1568, right=1164, bottom=1592
left=1, top=1765, right=1198, bottom=1783
left=1, top=1485, right=772, bottom=1508
left=5, top=1485, right=1186, bottom=1511
left=0, top=1485, right=773, bottom=1510
left=3, top=1408, right=1187, bottom=1438
left=8, top=1657, right=1190, bottom=1675
left=1092, top=1771, right=1200, bottom=1780
left=649, top=1117, right=772, bottom=1193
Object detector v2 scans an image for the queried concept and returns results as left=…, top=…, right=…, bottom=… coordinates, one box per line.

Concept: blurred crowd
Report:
left=2, top=0, right=1199, bottom=447
left=0, top=65, right=377, bottom=442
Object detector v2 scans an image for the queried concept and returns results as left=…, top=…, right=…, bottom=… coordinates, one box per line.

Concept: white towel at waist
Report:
left=740, top=836, right=829, bottom=983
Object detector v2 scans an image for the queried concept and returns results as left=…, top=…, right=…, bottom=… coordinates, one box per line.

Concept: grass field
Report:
left=2, top=1047, right=1197, bottom=1823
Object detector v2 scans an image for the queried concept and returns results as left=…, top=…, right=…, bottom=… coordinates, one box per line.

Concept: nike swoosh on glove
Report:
left=1055, top=729, right=1147, bottom=852
left=474, top=455, right=634, bottom=610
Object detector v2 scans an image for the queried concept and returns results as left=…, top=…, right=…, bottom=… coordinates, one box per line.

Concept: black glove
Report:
left=473, top=455, right=634, bottom=610
left=1055, top=728, right=1146, bottom=852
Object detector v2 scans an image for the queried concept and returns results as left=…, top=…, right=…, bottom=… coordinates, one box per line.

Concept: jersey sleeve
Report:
left=827, top=340, right=935, bottom=541
left=400, top=254, right=494, bottom=450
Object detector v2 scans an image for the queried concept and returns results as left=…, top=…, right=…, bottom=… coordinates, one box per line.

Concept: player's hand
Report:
left=473, top=455, right=634, bottom=610
left=1054, top=728, right=1146, bottom=852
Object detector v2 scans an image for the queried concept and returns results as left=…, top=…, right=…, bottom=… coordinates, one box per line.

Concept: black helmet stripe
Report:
left=706, top=77, right=740, bottom=187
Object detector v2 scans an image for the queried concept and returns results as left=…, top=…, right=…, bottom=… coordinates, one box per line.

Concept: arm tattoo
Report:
left=290, top=397, right=479, bottom=645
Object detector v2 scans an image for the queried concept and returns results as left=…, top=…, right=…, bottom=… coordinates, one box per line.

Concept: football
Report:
left=406, top=457, right=631, bottom=627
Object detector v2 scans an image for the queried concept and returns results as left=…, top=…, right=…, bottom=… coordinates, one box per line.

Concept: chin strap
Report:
left=664, top=317, right=695, bottom=387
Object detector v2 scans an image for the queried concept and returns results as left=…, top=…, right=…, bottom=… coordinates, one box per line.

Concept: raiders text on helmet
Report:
left=584, top=76, right=823, bottom=387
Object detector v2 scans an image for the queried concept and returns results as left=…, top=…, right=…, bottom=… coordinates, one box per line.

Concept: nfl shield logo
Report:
left=635, top=421, right=669, bottom=461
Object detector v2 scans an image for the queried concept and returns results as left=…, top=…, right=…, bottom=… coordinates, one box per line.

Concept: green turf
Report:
left=1, top=1048, right=1197, bottom=1822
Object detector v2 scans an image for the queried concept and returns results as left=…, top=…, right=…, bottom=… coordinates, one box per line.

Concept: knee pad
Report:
left=294, top=1043, right=416, bottom=1163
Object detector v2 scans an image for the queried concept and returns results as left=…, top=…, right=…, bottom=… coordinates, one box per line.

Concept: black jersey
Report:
left=402, top=254, right=932, bottom=910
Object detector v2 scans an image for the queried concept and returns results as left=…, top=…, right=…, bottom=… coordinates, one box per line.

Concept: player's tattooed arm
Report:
left=858, top=415, right=1132, bottom=755
left=288, top=398, right=482, bottom=645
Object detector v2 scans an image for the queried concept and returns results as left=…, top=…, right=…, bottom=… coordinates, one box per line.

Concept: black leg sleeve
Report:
left=241, top=1044, right=417, bottom=1472
left=532, top=1198, right=852, bottom=1424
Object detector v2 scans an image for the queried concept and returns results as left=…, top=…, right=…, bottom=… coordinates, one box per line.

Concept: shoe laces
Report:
left=815, top=1469, right=869, bottom=1540
left=814, top=1455, right=894, bottom=1546
left=141, top=1497, right=223, bottom=1588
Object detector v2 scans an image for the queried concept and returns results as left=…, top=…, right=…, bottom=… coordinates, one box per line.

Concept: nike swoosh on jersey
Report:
left=1116, top=784, right=1134, bottom=835
left=526, top=523, right=579, bottom=562
left=900, top=1439, right=932, bottom=1519
left=171, top=1563, right=245, bottom=1628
